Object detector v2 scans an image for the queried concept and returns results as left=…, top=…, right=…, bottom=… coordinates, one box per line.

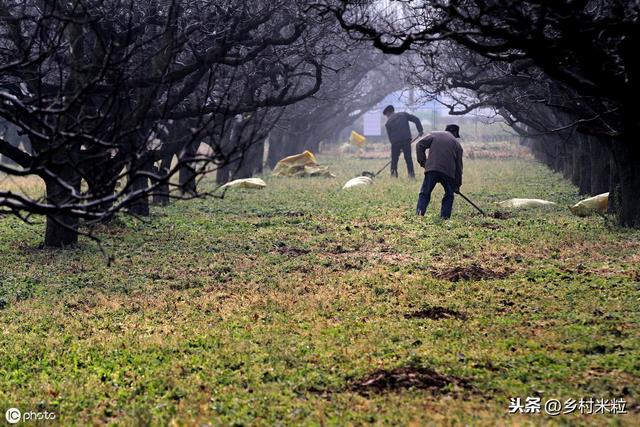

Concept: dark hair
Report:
left=445, top=124, right=460, bottom=138
left=382, top=105, right=395, bottom=115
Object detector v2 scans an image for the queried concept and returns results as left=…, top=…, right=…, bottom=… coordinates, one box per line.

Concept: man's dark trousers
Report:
left=416, top=170, right=456, bottom=218
left=390, top=140, right=415, bottom=178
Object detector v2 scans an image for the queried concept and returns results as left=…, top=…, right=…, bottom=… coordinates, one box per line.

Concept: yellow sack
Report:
left=498, top=198, right=557, bottom=209
left=570, top=192, right=609, bottom=217
left=272, top=150, right=317, bottom=176
left=272, top=151, right=335, bottom=177
left=349, top=131, right=367, bottom=147
left=220, top=178, right=266, bottom=190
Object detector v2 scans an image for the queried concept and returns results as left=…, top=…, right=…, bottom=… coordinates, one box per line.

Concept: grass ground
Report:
left=1, top=157, right=639, bottom=426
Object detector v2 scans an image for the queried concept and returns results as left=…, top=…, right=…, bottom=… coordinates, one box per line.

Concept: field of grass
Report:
left=1, top=157, right=639, bottom=425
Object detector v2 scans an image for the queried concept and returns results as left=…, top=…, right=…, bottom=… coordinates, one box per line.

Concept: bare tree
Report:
left=266, top=49, right=403, bottom=167
left=0, top=0, right=334, bottom=247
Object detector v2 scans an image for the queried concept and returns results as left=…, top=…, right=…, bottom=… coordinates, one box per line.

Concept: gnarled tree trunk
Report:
left=232, top=138, right=265, bottom=180
left=266, top=128, right=304, bottom=169
left=126, top=158, right=153, bottom=216
left=178, top=140, right=198, bottom=195
left=43, top=170, right=81, bottom=247
left=152, top=154, right=173, bottom=206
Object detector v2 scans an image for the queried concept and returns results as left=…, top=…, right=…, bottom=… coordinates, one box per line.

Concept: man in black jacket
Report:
left=383, top=105, right=423, bottom=178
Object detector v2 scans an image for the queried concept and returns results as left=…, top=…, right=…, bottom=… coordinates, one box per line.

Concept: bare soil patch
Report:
left=481, top=222, right=501, bottom=230
left=327, top=246, right=415, bottom=265
left=348, top=365, right=472, bottom=395
left=434, top=264, right=510, bottom=282
left=404, top=306, right=467, bottom=321
left=276, top=246, right=310, bottom=257
left=491, top=211, right=513, bottom=219
left=256, top=210, right=305, bottom=218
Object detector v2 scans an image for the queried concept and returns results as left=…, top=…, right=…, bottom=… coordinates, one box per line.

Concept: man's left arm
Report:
left=416, top=135, right=432, bottom=167
left=455, top=143, right=464, bottom=190
left=407, top=113, right=424, bottom=135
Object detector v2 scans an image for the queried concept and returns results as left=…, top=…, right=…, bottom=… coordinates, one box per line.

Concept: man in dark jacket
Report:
left=415, top=124, right=463, bottom=219
left=383, top=105, right=423, bottom=178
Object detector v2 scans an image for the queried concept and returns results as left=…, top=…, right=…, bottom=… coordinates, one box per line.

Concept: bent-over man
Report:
left=415, top=124, right=463, bottom=219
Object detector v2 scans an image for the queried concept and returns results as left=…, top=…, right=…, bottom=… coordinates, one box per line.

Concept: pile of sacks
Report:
left=272, top=151, right=335, bottom=178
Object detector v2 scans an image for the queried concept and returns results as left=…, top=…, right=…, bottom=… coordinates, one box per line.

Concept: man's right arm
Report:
left=406, top=113, right=424, bottom=135
left=416, top=135, right=432, bottom=167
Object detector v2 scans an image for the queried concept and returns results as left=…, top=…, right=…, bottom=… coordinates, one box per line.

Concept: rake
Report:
left=455, top=191, right=487, bottom=216
left=361, top=134, right=424, bottom=178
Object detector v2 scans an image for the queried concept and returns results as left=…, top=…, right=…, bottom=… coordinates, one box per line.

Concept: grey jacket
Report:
left=385, top=112, right=423, bottom=144
left=416, top=131, right=464, bottom=187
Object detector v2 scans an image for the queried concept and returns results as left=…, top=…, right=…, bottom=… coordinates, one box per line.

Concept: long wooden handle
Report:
left=374, top=160, right=392, bottom=176
left=455, top=191, right=487, bottom=216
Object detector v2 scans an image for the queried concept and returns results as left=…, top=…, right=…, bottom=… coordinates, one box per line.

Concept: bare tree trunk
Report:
left=178, top=140, right=198, bottom=195
left=126, top=158, right=152, bottom=216
left=152, top=155, right=173, bottom=206
left=216, top=162, right=233, bottom=184
left=589, top=138, right=610, bottom=195
left=266, top=129, right=304, bottom=169
left=254, top=138, right=265, bottom=175
left=95, top=180, right=118, bottom=223
left=608, top=150, right=620, bottom=214
left=562, top=142, right=574, bottom=180
left=553, top=141, right=564, bottom=173
left=611, top=141, right=640, bottom=226
left=266, top=129, right=287, bottom=169
left=43, top=171, right=81, bottom=247
left=232, top=138, right=265, bottom=179
left=577, top=139, right=591, bottom=195
left=216, top=131, right=234, bottom=185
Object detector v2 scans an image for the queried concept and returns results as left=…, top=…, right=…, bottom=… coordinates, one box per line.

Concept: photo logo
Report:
left=5, top=408, right=21, bottom=424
